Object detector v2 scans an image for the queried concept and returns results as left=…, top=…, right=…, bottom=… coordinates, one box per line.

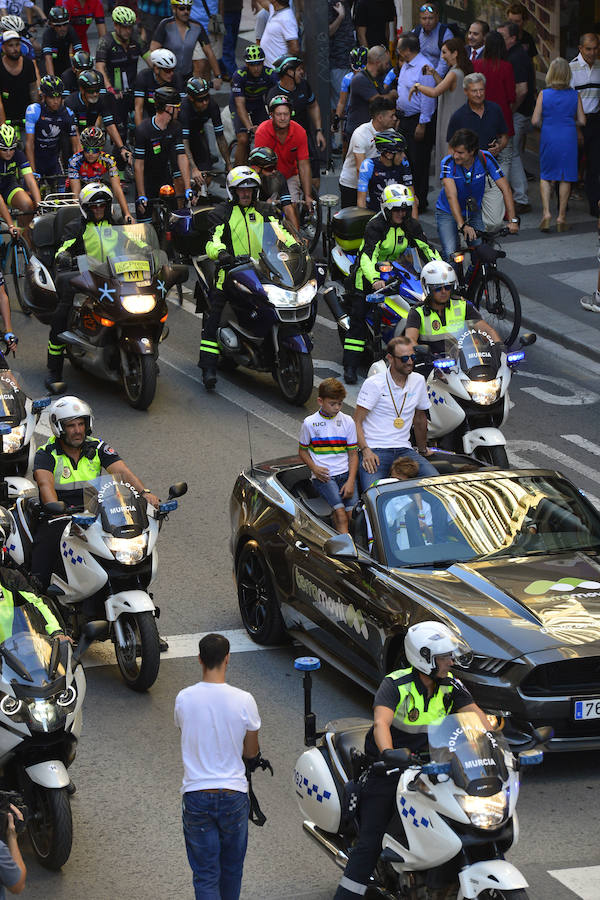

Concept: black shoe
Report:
left=45, top=375, right=66, bottom=394
left=159, top=635, right=169, bottom=652
left=66, top=781, right=76, bottom=795
left=344, top=366, right=357, bottom=385
left=202, top=367, right=217, bottom=390
left=515, top=202, right=531, bottom=214
left=525, top=171, right=535, bottom=182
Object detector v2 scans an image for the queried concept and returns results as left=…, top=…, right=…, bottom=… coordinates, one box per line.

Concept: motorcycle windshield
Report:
left=442, top=328, right=501, bottom=377
left=76, top=224, right=166, bottom=282
left=245, top=220, right=310, bottom=287
left=0, top=372, right=26, bottom=426
left=82, top=476, right=148, bottom=537
left=428, top=712, right=510, bottom=797
left=0, top=611, right=65, bottom=690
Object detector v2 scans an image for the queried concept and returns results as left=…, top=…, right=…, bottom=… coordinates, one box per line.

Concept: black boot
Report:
left=159, top=635, right=169, bottom=652
left=202, top=366, right=217, bottom=390
left=344, top=366, right=357, bottom=385
left=45, top=351, right=66, bottom=394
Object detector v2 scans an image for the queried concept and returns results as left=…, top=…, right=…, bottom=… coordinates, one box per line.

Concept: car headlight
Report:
left=464, top=378, right=501, bottom=405
left=121, top=294, right=156, bottom=314
left=296, top=279, right=317, bottom=304
left=264, top=284, right=298, bottom=306
left=2, top=424, right=25, bottom=454
left=456, top=791, right=507, bottom=828
left=104, top=533, right=148, bottom=565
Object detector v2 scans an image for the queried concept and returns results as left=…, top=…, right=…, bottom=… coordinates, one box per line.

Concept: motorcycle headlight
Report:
left=104, top=533, right=148, bottom=565
left=56, top=685, right=77, bottom=712
left=296, top=279, right=317, bottom=304
left=464, top=378, right=501, bottom=405
left=0, top=693, right=26, bottom=721
left=2, top=424, right=25, bottom=454
left=456, top=791, right=507, bottom=828
left=28, top=698, right=61, bottom=732
left=263, top=284, right=298, bottom=306
left=121, top=294, right=156, bottom=314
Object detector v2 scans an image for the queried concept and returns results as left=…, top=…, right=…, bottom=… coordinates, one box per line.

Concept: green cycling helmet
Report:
left=373, top=129, right=407, bottom=155
left=268, top=94, right=291, bottom=114
left=244, top=44, right=264, bottom=64
left=350, top=46, right=368, bottom=71
left=275, top=55, right=302, bottom=76
left=40, top=74, right=64, bottom=97
left=0, top=123, right=16, bottom=151
left=112, top=5, right=136, bottom=25
left=78, top=69, right=103, bottom=93
left=248, top=146, right=278, bottom=169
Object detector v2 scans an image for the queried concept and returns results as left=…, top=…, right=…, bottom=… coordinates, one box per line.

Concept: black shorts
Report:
left=232, top=104, right=269, bottom=135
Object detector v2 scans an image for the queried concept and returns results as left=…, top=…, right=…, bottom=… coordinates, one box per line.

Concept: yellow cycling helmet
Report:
left=0, top=123, right=17, bottom=151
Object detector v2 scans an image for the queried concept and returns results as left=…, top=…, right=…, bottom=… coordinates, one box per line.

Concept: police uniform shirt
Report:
left=34, top=438, right=122, bottom=505
left=406, top=300, right=480, bottom=356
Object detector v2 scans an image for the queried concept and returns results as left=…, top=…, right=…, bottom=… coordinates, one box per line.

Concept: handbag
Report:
left=200, top=0, right=225, bottom=35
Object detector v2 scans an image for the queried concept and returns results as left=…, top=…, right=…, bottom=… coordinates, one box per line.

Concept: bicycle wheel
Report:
left=474, top=270, right=521, bottom=348
left=298, top=194, right=322, bottom=253
left=9, top=238, right=31, bottom=316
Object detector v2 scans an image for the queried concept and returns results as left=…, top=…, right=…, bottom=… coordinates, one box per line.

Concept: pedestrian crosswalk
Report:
left=548, top=865, right=600, bottom=899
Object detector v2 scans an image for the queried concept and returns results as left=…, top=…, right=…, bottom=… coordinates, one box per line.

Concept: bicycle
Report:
left=0, top=217, right=31, bottom=316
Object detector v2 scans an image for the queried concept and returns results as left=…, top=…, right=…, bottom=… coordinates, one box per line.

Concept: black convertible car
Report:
left=230, top=452, right=600, bottom=751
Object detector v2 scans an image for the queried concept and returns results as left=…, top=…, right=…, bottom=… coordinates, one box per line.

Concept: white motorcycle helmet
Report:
left=405, top=621, right=472, bottom=676
left=226, top=165, right=261, bottom=202
left=49, top=396, right=94, bottom=438
left=79, top=181, right=113, bottom=221
left=420, top=260, right=457, bottom=298
left=380, top=184, right=415, bottom=221
left=150, top=48, right=177, bottom=70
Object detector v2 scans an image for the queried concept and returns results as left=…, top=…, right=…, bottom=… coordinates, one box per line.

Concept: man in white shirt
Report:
left=354, top=335, right=437, bottom=490
left=175, top=633, right=262, bottom=900
left=570, top=33, right=600, bottom=218
left=338, top=95, right=396, bottom=207
left=257, top=0, right=299, bottom=67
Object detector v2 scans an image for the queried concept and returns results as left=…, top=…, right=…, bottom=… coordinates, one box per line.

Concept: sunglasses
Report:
left=420, top=4, right=435, bottom=11
left=392, top=353, right=417, bottom=362
left=260, top=164, right=276, bottom=173
left=430, top=284, right=453, bottom=292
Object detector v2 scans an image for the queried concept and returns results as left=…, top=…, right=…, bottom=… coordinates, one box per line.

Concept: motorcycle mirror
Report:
left=46, top=381, right=67, bottom=396
left=32, top=397, right=52, bottom=413
left=518, top=748, right=544, bottom=766
left=324, top=533, right=358, bottom=560
left=319, top=194, right=339, bottom=209
left=382, top=747, right=411, bottom=766
left=519, top=332, right=537, bottom=347
left=43, top=500, right=66, bottom=516
left=168, top=481, right=188, bottom=499
left=72, top=620, right=109, bottom=663
left=413, top=344, right=431, bottom=359
left=169, top=264, right=189, bottom=286
left=0, top=424, right=10, bottom=436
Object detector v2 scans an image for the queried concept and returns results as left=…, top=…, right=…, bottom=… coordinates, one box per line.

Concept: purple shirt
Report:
left=396, top=52, right=436, bottom=124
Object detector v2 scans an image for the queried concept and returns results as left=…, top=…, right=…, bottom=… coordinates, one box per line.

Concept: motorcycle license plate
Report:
left=573, top=698, right=600, bottom=720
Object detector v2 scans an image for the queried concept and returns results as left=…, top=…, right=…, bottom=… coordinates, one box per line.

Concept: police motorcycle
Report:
left=293, top=656, right=548, bottom=900
left=5, top=476, right=188, bottom=692
left=23, top=207, right=188, bottom=410
left=0, top=337, right=50, bottom=477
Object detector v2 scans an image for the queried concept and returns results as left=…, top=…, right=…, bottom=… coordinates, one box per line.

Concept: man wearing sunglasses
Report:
left=411, top=2, right=453, bottom=76
left=181, top=76, right=231, bottom=191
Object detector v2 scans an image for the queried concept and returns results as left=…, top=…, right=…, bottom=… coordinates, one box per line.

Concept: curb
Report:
left=521, top=312, right=600, bottom=364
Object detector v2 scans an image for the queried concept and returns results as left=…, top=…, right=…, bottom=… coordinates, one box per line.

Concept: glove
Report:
left=218, top=251, right=235, bottom=268
left=56, top=252, right=72, bottom=271
left=185, top=188, right=194, bottom=202
left=3, top=332, right=17, bottom=346
left=244, top=752, right=273, bottom=776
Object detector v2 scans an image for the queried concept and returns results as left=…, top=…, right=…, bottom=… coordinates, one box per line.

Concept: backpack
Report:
left=412, top=20, right=465, bottom=51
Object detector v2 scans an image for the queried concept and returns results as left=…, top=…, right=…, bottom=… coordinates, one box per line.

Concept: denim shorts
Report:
left=313, top=471, right=359, bottom=510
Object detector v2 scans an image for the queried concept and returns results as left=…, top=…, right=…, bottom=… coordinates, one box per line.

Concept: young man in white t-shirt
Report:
left=338, top=95, right=396, bottom=208
left=257, top=0, right=299, bottom=67
left=175, top=633, right=262, bottom=900
left=354, top=335, right=438, bottom=490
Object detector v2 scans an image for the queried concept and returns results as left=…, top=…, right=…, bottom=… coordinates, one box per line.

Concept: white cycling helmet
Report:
left=405, top=621, right=472, bottom=676
left=49, top=396, right=93, bottom=437
left=420, top=260, right=457, bottom=297
left=381, top=183, right=415, bottom=219
left=0, top=15, right=25, bottom=33
left=150, top=48, right=177, bottom=70
left=226, top=165, right=261, bottom=201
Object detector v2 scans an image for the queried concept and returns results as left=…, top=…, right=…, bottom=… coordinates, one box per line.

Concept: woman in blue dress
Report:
left=532, top=56, right=586, bottom=232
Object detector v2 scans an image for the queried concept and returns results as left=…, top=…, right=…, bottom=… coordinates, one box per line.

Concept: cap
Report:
left=2, top=30, right=20, bottom=41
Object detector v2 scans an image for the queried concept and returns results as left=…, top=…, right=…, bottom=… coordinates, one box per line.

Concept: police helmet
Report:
left=49, top=396, right=94, bottom=437
left=404, top=621, right=472, bottom=677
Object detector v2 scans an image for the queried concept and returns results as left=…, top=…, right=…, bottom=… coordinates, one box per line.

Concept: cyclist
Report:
left=59, top=48, right=92, bottom=96
left=229, top=43, right=277, bottom=165
left=181, top=76, right=230, bottom=191
left=134, top=47, right=183, bottom=125
left=95, top=6, right=141, bottom=146
left=68, top=126, right=132, bottom=222
left=133, top=84, right=192, bottom=221
left=333, top=45, right=368, bottom=158
left=248, top=145, right=299, bottom=229
left=357, top=130, right=414, bottom=213
left=0, top=29, right=38, bottom=138
left=42, top=6, right=82, bottom=76
left=149, top=0, right=222, bottom=86
left=0, top=16, right=38, bottom=76
left=254, top=94, right=314, bottom=214
left=56, top=0, right=106, bottom=54
left=66, top=69, right=132, bottom=167
left=25, top=75, right=78, bottom=182
left=0, top=122, right=41, bottom=244
left=343, top=184, right=440, bottom=385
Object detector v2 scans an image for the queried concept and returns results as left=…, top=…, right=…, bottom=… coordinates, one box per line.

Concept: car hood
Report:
left=395, top=551, right=600, bottom=660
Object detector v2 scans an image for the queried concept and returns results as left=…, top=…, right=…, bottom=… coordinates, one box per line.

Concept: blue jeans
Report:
left=220, top=10, right=242, bottom=77
left=359, top=447, right=438, bottom=491
left=314, top=471, right=359, bottom=510
left=435, top=207, right=485, bottom=261
left=182, top=790, right=249, bottom=900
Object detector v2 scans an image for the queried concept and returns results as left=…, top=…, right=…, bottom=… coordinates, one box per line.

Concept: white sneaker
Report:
left=580, top=293, right=600, bottom=312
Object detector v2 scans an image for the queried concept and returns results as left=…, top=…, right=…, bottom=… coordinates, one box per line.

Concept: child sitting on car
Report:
left=298, top=378, right=359, bottom=534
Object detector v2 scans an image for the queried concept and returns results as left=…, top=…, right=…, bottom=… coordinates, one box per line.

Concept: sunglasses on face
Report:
left=392, top=353, right=417, bottom=362
left=260, top=164, right=276, bottom=173
left=430, top=284, right=453, bottom=292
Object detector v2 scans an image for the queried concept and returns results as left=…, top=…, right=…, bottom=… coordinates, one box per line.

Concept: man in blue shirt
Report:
left=411, top=2, right=453, bottom=76
left=395, top=33, right=436, bottom=211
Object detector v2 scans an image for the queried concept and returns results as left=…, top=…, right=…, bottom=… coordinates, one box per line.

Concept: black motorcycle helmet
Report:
left=154, top=85, right=181, bottom=111
left=78, top=69, right=103, bottom=94
left=48, top=5, right=70, bottom=25
left=71, top=50, right=93, bottom=72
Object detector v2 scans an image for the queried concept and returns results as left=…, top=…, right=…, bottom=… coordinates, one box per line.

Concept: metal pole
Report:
left=302, top=0, right=330, bottom=163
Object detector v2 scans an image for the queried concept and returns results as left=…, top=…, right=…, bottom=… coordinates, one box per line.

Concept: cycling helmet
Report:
left=244, top=44, right=265, bottom=65
left=0, top=123, right=17, bottom=151
left=171, top=0, right=193, bottom=7
left=40, top=74, right=64, bottom=97
left=0, top=15, right=25, bottom=33
left=150, top=48, right=177, bottom=70
left=226, top=166, right=260, bottom=201
left=79, top=181, right=113, bottom=219
left=80, top=125, right=105, bottom=152
left=186, top=76, right=210, bottom=100
left=49, top=396, right=94, bottom=438
left=405, top=621, right=472, bottom=677
left=248, top=146, right=278, bottom=169
left=420, top=259, right=457, bottom=297
left=373, top=129, right=407, bottom=155
left=112, top=5, right=136, bottom=25
left=1, top=29, right=19, bottom=42
left=268, top=94, right=291, bottom=114
left=381, top=183, right=415, bottom=218
left=275, top=54, right=302, bottom=76
left=71, top=50, right=92, bottom=71
left=78, top=69, right=103, bottom=93
left=154, top=85, right=181, bottom=110
left=48, top=6, right=70, bottom=25
left=350, top=46, right=368, bottom=71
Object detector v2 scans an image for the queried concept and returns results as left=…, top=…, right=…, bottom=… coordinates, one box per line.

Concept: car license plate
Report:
left=573, top=698, right=600, bottom=720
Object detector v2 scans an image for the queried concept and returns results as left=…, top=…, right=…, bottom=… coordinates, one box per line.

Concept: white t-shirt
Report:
left=299, top=409, right=358, bottom=477
left=174, top=681, right=261, bottom=794
left=339, top=121, right=376, bottom=189
left=260, top=5, right=299, bottom=67
left=357, top=370, right=430, bottom=449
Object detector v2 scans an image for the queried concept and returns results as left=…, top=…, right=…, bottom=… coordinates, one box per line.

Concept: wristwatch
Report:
left=141, top=488, right=152, bottom=495
left=510, top=217, right=519, bottom=223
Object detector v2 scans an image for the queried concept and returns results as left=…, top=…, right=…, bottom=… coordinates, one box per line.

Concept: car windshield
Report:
left=0, top=371, right=26, bottom=425
left=376, top=473, right=600, bottom=567
left=428, top=712, right=510, bottom=797
left=81, top=476, right=148, bottom=537
left=0, top=612, right=66, bottom=690
left=76, top=224, right=166, bottom=280
left=245, top=220, right=310, bottom=287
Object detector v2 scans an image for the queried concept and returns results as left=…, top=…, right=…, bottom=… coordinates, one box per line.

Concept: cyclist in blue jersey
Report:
left=25, top=75, right=78, bottom=180
left=0, top=122, right=40, bottom=244
left=332, top=46, right=367, bottom=159
left=357, top=130, right=415, bottom=213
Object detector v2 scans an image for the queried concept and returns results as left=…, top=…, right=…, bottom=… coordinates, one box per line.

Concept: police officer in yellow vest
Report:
left=405, top=260, right=501, bottom=360
left=334, top=621, right=486, bottom=900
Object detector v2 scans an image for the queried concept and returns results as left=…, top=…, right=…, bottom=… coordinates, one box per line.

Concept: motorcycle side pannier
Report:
left=332, top=207, right=374, bottom=251
left=170, top=206, right=216, bottom=257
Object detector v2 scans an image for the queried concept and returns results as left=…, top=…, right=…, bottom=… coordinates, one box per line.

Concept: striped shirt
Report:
left=569, top=53, right=600, bottom=114
left=299, top=410, right=357, bottom=476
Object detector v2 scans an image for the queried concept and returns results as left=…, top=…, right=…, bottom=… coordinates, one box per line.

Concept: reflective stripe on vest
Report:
left=38, top=436, right=103, bottom=492
left=415, top=298, right=467, bottom=342
left=386, top=666, right=455, bottom=734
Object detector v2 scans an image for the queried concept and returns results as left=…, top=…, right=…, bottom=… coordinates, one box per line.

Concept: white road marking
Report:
left=509, top=440, right=600, bottom=507
left=548, top=865, right=600, bottom=900
left=562, top=435, right=600, bottom=458
left=316, top=313, right=337, bottom=331
left=517, top=372, right=599, bottom=406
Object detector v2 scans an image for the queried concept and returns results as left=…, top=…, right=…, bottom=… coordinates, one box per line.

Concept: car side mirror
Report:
left=519, top=332, right=536, bottom=347
left=168, top=481, right=188, bottom=499
left=324, top=533, right=358, bottom=559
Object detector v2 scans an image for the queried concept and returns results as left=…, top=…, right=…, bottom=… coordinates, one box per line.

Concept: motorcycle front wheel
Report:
left=473, top=444, right=509, bottom=468
left=27, top=785, right=72, bottom=870
left=274, top=348, right=313, bottom=405
left=114, top=611, right=160, bottom=691
left=471, top=891, right=530, bottom=900
left=122, top=353, right=157, bottom=410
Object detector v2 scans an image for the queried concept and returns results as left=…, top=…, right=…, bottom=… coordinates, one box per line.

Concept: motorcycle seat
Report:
left=328, top=719, right=372, bottom=780
left=54, top=206, right=81, bottom=247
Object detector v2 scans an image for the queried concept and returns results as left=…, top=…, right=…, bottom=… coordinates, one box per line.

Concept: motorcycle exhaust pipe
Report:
left=322, top=287, right=350, bottom=332
left=302, top=821, right=348, bottom=869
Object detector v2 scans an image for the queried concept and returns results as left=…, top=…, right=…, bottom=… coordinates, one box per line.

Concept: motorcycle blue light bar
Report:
left=32, top=397, right=52, bottom=412
left=294, top=656, right=321, bottom=671
left=159, top=500, right=178, bottom=513
left=518, top=750, right=544, bottom=765
left=72, top=513, right=95, bottom=527
left=433, top=358, right=455, bottom=369
left=366, top=294, right=382, bottom=303
left=507, top=350, right=525, bottom=363
left=422, top=761, right=452, bottom=775
left=0, top=424, right=10, bottom=435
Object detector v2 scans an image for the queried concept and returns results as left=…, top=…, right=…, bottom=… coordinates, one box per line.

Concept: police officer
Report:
left=334, top=621, right=485, bottom=900
left=343, top=184, right=439, bottom=385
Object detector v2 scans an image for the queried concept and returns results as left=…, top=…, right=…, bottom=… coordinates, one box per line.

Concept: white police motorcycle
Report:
left=0, top=338, right=51, bottom=478
left=293, top=657, right=548, bottom=900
